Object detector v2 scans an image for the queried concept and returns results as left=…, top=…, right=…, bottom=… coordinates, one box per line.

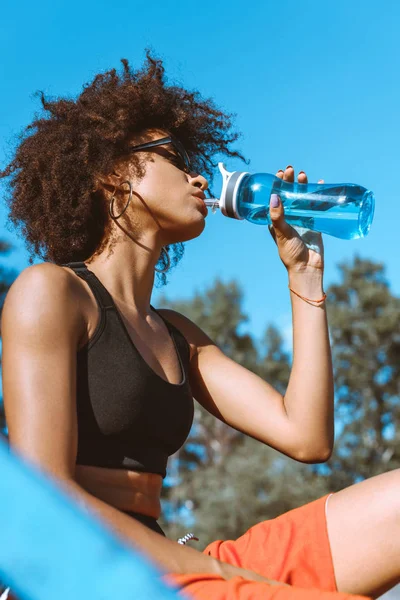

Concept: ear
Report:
left=95, top=171, right=123, bottom=195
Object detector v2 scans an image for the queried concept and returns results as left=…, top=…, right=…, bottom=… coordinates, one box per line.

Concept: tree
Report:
left=324, top=256, right=400, bottom=489
left=161, top=433, right=330, bottom=548
left=258, top=325, right=291, bottom=396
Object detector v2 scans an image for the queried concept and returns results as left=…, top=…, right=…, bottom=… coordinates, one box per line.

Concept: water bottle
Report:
left=204, top=163, right=375, bottom=239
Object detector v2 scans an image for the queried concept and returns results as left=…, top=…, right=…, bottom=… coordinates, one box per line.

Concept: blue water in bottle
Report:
left=206, top=164, right=375, bottom=240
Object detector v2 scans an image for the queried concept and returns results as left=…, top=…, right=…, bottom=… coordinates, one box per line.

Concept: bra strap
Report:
left=63, top=262, right=114, bottom=310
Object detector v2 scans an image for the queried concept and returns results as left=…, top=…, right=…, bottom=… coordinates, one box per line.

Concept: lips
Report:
left=193, top=194, right=208, bottom=216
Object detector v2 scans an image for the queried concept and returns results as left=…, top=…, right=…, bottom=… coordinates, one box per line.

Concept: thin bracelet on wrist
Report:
left=288, top=285, right=327, bottom=306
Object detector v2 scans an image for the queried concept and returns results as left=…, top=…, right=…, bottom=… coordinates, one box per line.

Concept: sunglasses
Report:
left=128, top=135, right=192, bottom=174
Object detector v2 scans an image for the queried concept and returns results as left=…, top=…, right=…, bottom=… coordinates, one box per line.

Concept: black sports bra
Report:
left=64, top=262, right=194, bottom=478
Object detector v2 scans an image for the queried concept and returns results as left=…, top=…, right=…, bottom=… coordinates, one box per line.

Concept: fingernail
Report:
left=299, top=171, right=305, bottom=175
left=270, top=194, right=280, bottom=208
left=286, top=165, right=293, bottom=170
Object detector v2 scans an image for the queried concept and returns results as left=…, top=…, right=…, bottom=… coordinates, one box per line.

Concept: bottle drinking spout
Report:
left=204, top=198, right=220, bottom=210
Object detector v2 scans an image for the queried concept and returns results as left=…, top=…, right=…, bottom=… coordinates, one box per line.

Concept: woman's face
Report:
left=112, top=129, right=210, bottom=245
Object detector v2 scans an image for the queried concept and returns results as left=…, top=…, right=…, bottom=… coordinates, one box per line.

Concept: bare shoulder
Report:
left=157, top=308, right=215, bottom=358
left=2, top=263, right=85, bottom=345
left=4, top=262, right=80, bottom=313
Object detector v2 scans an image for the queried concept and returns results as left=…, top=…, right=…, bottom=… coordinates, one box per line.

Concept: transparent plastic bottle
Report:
left=205, top=164, right=375, bottom=240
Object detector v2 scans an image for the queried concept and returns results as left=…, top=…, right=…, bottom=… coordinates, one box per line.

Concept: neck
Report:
left=86, top=232, right=163, bottom=317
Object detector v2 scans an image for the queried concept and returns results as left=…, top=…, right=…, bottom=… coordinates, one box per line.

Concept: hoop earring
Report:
left=155, top=246, right=171, bottom=273
left=109, top=180, right=133, bottom=220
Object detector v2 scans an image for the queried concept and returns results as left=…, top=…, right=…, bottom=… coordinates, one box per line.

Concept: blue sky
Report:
left=1, top=0, right=398, bottom=347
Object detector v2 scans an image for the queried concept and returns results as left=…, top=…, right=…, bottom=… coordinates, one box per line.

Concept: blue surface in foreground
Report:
left=0, top=438, right=178, bottom=600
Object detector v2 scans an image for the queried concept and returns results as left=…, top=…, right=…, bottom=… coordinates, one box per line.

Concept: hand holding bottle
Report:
left=269, top=166, right=325, bottom=275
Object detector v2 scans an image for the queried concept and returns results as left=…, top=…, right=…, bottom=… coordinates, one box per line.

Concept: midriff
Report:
left=75, top=465, right=163, bottom=519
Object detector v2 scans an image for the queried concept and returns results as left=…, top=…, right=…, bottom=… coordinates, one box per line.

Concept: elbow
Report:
left=294, top=444, right=333, bottom=464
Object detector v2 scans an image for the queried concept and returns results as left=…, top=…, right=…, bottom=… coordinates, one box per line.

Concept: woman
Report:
left=1, top=54, right=398, bottom=600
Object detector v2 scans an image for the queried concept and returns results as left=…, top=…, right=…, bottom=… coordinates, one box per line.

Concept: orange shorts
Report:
left=164, top=494, right=371, bottom=600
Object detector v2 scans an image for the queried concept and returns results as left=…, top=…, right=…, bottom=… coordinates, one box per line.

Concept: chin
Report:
left=186, top=215, right=206, bottom=241
left=169, top=216, right=206, bottom=244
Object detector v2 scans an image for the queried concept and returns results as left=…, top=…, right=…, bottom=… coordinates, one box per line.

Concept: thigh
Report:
left=204, top=495, right=337, bottom=591
left=164, top=573, right=370, bottom=600
left=326, top=469, right=400, bottom=599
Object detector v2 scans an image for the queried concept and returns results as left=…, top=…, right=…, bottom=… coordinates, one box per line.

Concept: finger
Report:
left=268, top=224, right=277, bottom=245
left=283, top=165, right=294, bottom=182
left=270, top=194, right=296, bottom=240
left=275, top=169, right=284, bottom=179
left=298, top=170, right=308, bottom=184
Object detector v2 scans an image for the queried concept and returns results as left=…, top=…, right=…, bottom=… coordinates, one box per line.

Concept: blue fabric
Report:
left=0, top=438, right=178, bottom=600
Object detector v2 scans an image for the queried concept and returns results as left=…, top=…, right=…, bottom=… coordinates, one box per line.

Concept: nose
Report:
left=189, top=172, right=209, bottom=192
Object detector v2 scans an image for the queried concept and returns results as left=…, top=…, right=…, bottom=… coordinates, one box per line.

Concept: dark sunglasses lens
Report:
left=172, top=139, right=191, bottom=172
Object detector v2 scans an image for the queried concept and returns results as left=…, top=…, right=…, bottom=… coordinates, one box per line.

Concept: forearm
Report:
left=63, top=479, right=223, bottom=576
left=284, top=268, right=334, bottom=459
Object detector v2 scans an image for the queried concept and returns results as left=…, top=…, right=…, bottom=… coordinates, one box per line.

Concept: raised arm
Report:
left=159, top=168, right=334, bottom=464
left=1, top=263, right=276, bottom=583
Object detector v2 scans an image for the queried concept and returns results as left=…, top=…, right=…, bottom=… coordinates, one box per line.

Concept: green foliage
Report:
left=325, top=256, right=400, bottom=487
left=160, top=279, right=258, bottom=370
left=161, top=436, right=330, bottom=548
left=258, top=325, right=291, bottom=396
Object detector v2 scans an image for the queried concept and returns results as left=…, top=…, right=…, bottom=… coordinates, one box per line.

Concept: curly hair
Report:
left=0, top=51, right=247, bottom=285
